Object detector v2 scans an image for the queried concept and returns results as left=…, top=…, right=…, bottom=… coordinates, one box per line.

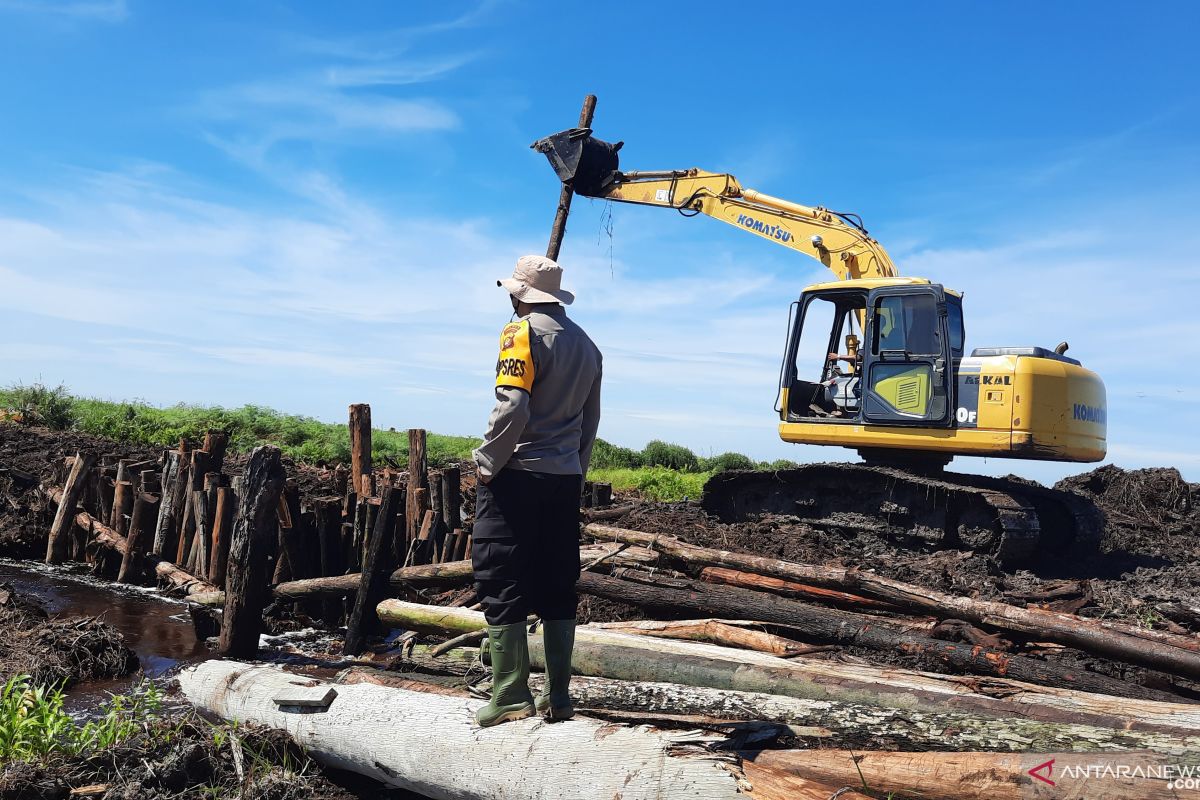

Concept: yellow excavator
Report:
left=533, top=125, right=1108, bottom=563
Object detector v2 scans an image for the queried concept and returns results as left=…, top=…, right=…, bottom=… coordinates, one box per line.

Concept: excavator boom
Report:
left=532, top=130, right=896, bottom=281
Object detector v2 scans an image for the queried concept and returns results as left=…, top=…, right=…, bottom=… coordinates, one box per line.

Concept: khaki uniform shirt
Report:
left=473, top=305, right=602, bottom=480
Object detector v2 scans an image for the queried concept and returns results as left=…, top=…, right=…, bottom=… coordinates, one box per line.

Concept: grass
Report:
left=1, top=383, right=793, bottom=501
left=0, top=674, right=163, bottom=762
left=589, top=467, right=713, bottom=502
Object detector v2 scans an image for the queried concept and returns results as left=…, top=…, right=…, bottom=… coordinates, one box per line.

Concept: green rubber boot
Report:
left=534, top=618, right=576, bottom=720
left=476, top=623, right=535, bottom=728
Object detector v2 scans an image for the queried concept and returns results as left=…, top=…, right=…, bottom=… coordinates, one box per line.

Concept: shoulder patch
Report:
left=495, top=319, right=534, bottom=392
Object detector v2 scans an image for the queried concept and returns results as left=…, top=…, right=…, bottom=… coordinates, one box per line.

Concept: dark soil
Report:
left=0, top=582, right=136, bottom=689
left=0, top=711, right=422, bottom=800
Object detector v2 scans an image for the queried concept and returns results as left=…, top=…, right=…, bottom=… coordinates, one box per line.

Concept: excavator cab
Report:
left=781, top=278, right=961, bottom=433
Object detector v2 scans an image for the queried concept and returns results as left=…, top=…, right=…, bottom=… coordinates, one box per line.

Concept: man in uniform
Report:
left=472, top=254, right=602, bottom=727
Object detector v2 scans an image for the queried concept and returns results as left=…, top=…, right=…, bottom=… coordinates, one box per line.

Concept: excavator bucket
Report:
left=531, top=128, right=623, bottom=197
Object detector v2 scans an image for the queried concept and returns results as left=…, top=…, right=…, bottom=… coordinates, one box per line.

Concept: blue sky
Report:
left=0, top=1, right=1196, bottom=482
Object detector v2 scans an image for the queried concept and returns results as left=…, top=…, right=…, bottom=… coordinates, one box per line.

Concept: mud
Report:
left=0, top=713, right=422, bottom=800
left=0, top=581, right=136, bottom=690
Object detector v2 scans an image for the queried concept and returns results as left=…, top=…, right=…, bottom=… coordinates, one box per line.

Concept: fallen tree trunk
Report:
left=579, top=571, right=1171, bottom=700
left=377, top=600, right=1200, bottom=737
left=739, top=763, right=873, bottom=800
left=586, top=618, right=827, bottom=657
left=336, top=667, right=1200, bottom=755
left=699, top=566, right=899, bottom=612
left=586, top=523, right=1200, bottom=680
left=178, top=660, right=747, bottom=800
left=749, top=748, right=1177, bottom=800
left=270, top=543, right=658, bottom=600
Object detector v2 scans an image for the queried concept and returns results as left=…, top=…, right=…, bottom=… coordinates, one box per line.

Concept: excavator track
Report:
left=701, top=463, right=1101, bottom=566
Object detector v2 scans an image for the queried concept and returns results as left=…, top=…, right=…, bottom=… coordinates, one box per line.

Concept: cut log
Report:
left=219, top=446, right=286, bottom=658
left=587, top=619, right=824, bottom=657
left=201, top=429, right=229, bottom=471
left=269, top=543, right=657, bottom=600
left=700, top=566, right=899, bottom=612
left=739, top=763, right=873, bottom=800
left=155, top=559, right=219, bottom=596
left=117, top=492, right=158, bottom=584
left=176, top=449, right=210, bottom=565
left=440, top=466, right=460, bottom=533
left=348, top=403, right=372, bottom=498
left=587, top=524, right=1200, bottom=680
left=376, top=599, right=1200, bottom=738
left=579, top=571, right=1171, bottom=700
left=46, top=450, right=96, bottom=563
left=749, top=749, right=1177, bottom=800
left=344, top=486, right=401, bottom=656
left=844, top=568, right=1200, bottom=680
left=179, top=660, right=744, bottom=799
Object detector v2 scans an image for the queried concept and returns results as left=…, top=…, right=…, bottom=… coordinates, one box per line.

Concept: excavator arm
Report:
left=532, top=129, right=897, bottom=281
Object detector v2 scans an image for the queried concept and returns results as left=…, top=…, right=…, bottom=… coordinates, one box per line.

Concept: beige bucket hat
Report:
left=498, top=254, right=575, bottom=305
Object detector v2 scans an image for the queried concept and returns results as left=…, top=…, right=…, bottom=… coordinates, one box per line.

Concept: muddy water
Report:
left=0, top=559, right=210, bottom=711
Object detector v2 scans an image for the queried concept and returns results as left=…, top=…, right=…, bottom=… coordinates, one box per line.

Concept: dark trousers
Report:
left=472, top=468, right=581, bottom=626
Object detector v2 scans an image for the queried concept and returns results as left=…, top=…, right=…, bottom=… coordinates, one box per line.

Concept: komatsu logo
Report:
left=1072, top=403, right=1107, bottom=424
left=736, top=214, right=792, bottom=242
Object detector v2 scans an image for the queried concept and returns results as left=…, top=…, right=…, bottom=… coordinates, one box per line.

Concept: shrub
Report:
left=589, top=439, right=643, bottom=469
left=701, top=452, right=756, bottom=473
left=640, top=440, right=699, bottom=471
left=0, top=383, right=75, bottom=429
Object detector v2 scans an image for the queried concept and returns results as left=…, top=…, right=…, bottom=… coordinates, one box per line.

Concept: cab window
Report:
left=872, top=294, right=940, bottom=356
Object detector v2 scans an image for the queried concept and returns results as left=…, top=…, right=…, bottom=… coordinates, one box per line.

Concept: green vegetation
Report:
left=0, top=674, right=163, bottom=762
left=1, top=383, right=803, bottom=500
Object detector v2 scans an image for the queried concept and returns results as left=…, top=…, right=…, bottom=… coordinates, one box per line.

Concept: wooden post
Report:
left=110, top=480, right=134, bottom=535
left=219, top=446, right=286, bottom=658
left=118, top=492, right=159, bottom=584
left=404, top=488, right=430, bottom=566
left=344, top=486, right=401, bottom=656
left=546, top=94, right=598, bottom=261
left=207, top=485, right=236, bottom=588
left=441, top=466, right=461, bottom=531
left=348, top=404, right=372, bottom=499
left=427, top=470, right=446, bottom=561
left=315, top=497, right=344, bottom=625
left=450, top=528, right=468, bottom=562
left=405, top=429, right=427, bottom=543
left=176, top=450, right=210, bottom=564
left=187, top=472, right=219, bottom=579
left=201, top=429, right=229, bottom=472
left=592, top=483, right=612, bottom=508
left=152, top=449, right=185, bottom=558
left=46, top=451, right=96, bottom=564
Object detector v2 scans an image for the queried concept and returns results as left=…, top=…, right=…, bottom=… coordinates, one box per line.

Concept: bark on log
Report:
left=749, top=748, right=1178, bottom=800
left=512, top=673, right=1200, bottom=755
left=155, top=559, right=219, bottom=595
left=344, top=486, right=400, bottom=656
left=739, top=763, right=873, bottom=800
left=179, top=660, right=745, bottom=800
left=587, top=619, right=823, bottom=657
left=844, top=569, right=1200, bottom=680
left=348, top=404, right=372, bottom=498
left=700, top=566, right=900, bottom=612
left=377, top=600, right=1200, bottom=737
left=219, top=446, right=286, bottom=658
left=117, top=492, right=158, bottom=584
left=587, top=524, right=1200, bottom=680
left=46, top=451, right=96, bottom=563
left=579, top=571, right=1170, bottom=700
